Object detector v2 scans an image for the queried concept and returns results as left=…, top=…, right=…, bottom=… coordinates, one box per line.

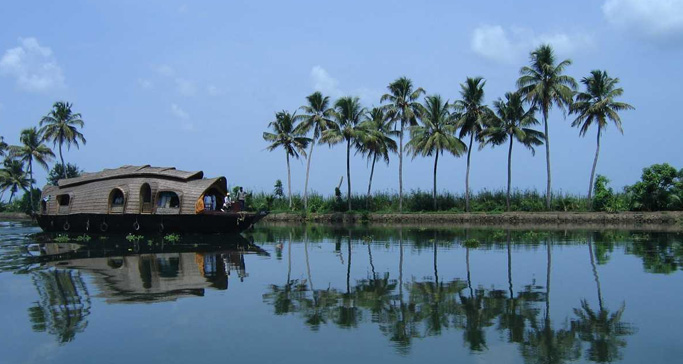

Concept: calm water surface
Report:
left=0, top=222, right=682, bottom=364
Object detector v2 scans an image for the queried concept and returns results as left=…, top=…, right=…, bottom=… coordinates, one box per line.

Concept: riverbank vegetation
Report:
left=247, top=162, right=683, bottom=214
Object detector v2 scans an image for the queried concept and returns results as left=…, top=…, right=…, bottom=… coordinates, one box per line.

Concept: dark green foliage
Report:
left=593, top=175, right=614, bottom=212
left=47, top=163, right=81, bottom=186
left=19, top=188, right=42, bottom=215
left=625, top=163, right=682, bottom=211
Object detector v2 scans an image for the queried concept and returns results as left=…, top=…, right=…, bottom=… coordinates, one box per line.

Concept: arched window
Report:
left=109, top=188, right=126, bottom=213
left=140, top=183, right=152, bottom=213
left=56, top=194, right=71, bottom=214
left=156, top=191, right=181, bottom=214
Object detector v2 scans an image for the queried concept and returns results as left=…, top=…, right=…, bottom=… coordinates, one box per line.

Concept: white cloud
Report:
left=309, top=65, right=382, bottom=104
left=174, top=78, right=196, bottom=96
left=138, top=78, right=153, bottom=89
left=207, top=84, right=221, bottom=96
left=603, top=0, right=683, bottom=39
left=170, top=103, right=195, bottom=131
left=170, top=103, right=189, bottom=119
left=155, top=64, right=175, bottom=77
left=0, top=37, right=65, bottom=92
left=310, top=65, right=342, bottom=97
left=471, top=25, right=593, bottom=64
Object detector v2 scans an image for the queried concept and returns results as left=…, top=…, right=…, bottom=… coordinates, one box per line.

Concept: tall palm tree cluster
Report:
left=264, top=44, right=633, bottom=212
left=0, top=102, right=86, bottom=215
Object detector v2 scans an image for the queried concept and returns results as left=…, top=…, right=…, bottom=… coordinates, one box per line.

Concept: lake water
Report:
left=0, top=222, right=682, bottom=364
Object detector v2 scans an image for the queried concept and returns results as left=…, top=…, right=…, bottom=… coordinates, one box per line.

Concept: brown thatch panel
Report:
left=58, top=165, right=203, bottom=188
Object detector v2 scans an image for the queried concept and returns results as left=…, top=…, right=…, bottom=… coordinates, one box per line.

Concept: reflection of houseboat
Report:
left=37, top=165, right=267, bottom=233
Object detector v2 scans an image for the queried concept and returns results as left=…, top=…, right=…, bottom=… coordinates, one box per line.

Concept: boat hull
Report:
left=36, top=211, right=268, bottom=234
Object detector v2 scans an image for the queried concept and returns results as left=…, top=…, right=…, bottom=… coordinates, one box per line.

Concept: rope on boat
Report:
left=133, top=220, right=140, bottom=231
left=85, top=219, right=90, bottom=232
left=63, top=221, right=70, bottom=231
left=100, top=220, right=108, bottom=232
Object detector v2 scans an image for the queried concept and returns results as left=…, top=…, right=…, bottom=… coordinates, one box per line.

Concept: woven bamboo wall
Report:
left=40, top=166, right=227, bottom=215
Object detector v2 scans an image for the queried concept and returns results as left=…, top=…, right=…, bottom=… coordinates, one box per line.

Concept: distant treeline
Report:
left=246, top=162, right=683, bottom=213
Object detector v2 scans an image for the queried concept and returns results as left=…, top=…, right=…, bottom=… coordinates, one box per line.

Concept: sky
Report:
left=0, top=0, right=682, bottom=198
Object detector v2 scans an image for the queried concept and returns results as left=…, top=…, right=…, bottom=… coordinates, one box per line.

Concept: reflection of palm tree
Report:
left=522, top=323, right=581, bottom=364
left=570, top=233, right=636, bottom=362
left=29, top=269, right=91, bottom=344
left=521, top=236, right=581, bottom=364
left=498, top=230, right=527, bottom=343
left=571, top=300, right=635, bottom=363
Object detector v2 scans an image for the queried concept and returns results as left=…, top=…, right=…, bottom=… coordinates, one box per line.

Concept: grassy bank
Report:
left=248, top=189, right=593, bottom=214
left=263, top=211, right=683, bottom=228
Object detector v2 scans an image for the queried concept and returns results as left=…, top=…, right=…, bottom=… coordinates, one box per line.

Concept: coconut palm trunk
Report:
left=399, top=121, right=404, bottom=212
left=587, top=126, right=602, bottom=209
left=58, top=140, right=66, bottom=179
left=346, top=139, right=352, bottom=211
left=303, top=141, right=315, bottom=211
left=286, top=153, right=292, bottom=209
left=507, top=137, right=514, bottom=212
left=28, top=161, right=34, bottom=215
left=433, top=152, right=439, bottom=210
left=543, top=110, right=552, bottom=210
left=465, top=133, right=474, bottom=212
left=366, top=154, right=377, bottom=210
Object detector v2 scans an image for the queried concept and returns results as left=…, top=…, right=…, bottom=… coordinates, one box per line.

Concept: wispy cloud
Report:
left=603, top=0, right=683, bottom=42
left=471, top=25, right=593, bottom=64
left=311, top=65, right=342, bottom=97
left=155, top=64, right=175, bottom=77
left=137, top=78, right=153, bottom=89
left=207, top=84, right=221, bottom=96
left=0, top=37, right=65, bottom=92
left=171, top=103, right=189, bottom=119
left=309, top=65, right=381, bottom=105
left=170, top=103, right=194, bottom=131
left=174, top=78, right=196, bottom=96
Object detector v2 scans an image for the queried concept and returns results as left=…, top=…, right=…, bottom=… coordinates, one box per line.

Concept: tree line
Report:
left=0, top=102, right=85, bottom=215
left=263, top=44, right=637, bottom=212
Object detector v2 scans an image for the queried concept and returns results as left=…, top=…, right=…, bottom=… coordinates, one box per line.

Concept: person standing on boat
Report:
left=222, top=192, right=232, bottom=212
left=237, top=187, right=247, bottom=211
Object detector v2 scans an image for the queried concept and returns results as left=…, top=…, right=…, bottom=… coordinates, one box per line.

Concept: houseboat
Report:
left=37, top=165, right=268, bottom=234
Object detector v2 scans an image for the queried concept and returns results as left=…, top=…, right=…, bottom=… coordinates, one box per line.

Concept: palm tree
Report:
left=358, top=108, right=398, bottom=209
left=481, top=92, right=545, bottom=211
left=10, top=127, right=55, bottom=214
left=39, top=101, right=86, bottom=179
left=570, top=70, right=634, bottom=208
left=321, top=96, right=365, bottom=211
left=0, top=159, right=32, bottom=203
left=0, top=137, right=7, bottom=157
left=406, top=95, right=466, bottom=210
left=380, top=77, right=426, bottom=212
left=294, top=92, right=335, bottom=211
left=263, top=111, right=311, bottom=209
left=453, top=77, right=490, bottom=212
left=517, top=44, right=577, bottom=210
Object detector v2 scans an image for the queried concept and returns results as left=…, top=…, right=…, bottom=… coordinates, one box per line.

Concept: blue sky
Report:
left=1, top=0, right=681, bottom=197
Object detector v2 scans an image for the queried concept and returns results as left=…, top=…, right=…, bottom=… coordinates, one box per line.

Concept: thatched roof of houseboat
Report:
left=58, top=165, right=203, bottom=188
